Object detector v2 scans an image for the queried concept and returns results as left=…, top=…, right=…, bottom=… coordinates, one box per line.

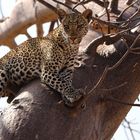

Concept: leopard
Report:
left=0, top=9, right=92, bottom=106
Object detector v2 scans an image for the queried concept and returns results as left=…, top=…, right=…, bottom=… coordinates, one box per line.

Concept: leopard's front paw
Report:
left=62, top=89, right=84, bottom=107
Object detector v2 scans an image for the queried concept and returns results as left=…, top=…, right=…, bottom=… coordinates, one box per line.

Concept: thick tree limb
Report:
left=0, top=29, right=140, bottom=139
left=0, top=0, right=59, bottom=48
left=0, top=1, right=140, bottom=140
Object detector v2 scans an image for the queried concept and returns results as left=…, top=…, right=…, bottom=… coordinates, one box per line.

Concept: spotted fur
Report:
left=0, top=9, right=92, bottom=106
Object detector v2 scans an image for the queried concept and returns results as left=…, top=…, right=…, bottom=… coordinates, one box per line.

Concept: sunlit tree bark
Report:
left=0, top=0, right=140, bottom=140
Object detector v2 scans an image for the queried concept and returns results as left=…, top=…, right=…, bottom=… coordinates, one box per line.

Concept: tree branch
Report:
left=104, top=96, right=140, bottom=107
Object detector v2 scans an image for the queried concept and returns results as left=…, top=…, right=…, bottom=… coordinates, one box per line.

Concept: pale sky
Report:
left=0, top=1, right=140, bottom=140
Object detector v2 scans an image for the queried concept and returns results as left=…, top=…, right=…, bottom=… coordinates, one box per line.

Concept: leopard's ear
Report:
left=82, top=9, right=92, bottom=23
left=57, top=9, right=67, bottom=21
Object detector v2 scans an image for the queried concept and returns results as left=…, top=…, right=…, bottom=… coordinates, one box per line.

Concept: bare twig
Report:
left=82, top=30, right=140, bottom=109
left=34, top=2, right=44, bottom=37
left=67, top=0, right=79, bottom=4
left=116, top=21, right=140, bottom=36
left=3, top=39, right=18, bottom=50
left=108, top=50, right=129, bottom=71
left=117, top=0, right=139, bottom=21
left=0, top=0, right=4, bottom=18
left=77, top=66, right=109, bottom=108
left=107, top=33, right=140, bottom=71
left=21, top=30, right=32, bottom=39
left=37, top=0, right=80, bottom=13
left=121, top=38, right=140, bottom=55
left=100, top=82, right=128, bottom=91
left=104, top=96, right=140, bottom=107
left=69, top=0, right=109, bottom=8
left=0, top=17, right=9, bottom=22
left=87, top=66, right=109, bottom=95
left=52, top=0, right=79, bottom=12
left=103, top=0, right=110, bottom=34
left=126, top=0, right=135, bottom=5
left=37, top=0, right=58, bottom=13
left=92, top=15, right=140, bottom=33
left=109, top=0, right=120, bottom=14
left=82, top=0, right=108, bottom=7
left=72, top=0, right=84, bottom=9
left=124, top=119, right=136, bottom=140
left=91, top=0, right=140, bottom=34
left=123, top=119, right=140, bottom=134
left=49, top=21, right=56, bottom=33
left=36, top=23, right=44, bottom=37
left=120, top=7, right=140, bottom=29
left=123, top=124, right=130, bottom=140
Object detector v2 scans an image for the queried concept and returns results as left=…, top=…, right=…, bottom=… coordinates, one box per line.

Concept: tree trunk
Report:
left=0, top=30, right=140, bottom=140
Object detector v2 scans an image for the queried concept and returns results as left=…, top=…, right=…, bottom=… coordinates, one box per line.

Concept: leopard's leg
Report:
left=0, top=69, right=8, bottom=97
left=59, top=69, right=84, bottom=106
left=59, top=56, right=76, bottom=83
left=1, top=89, right=15, bottom=103
left=41, top=63, right=82, bottom=106
left=59, top=68, right=73, bottom=84
left=58, top=57, right=84, bottom=105
left=59, top=54, right=86, bottom=80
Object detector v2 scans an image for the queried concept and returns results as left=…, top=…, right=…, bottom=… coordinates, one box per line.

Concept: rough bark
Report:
left=0, top=0, right=140, bottom=140
left=0, top=0, right=71, bottom=49
left=0, top=0, right=57, bottom=48
left=0, top=29, right=140, bottom=140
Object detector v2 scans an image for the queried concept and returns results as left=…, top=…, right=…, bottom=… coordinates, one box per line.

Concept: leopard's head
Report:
left=57, top=9, right=92, bottom=45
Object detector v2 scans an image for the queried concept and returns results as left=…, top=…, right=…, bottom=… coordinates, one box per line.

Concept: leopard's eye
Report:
left=64, top=25, right=69, bottom=30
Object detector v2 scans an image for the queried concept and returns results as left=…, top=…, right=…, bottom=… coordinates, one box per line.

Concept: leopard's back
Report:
left=1, top=38, right=45, bottom=85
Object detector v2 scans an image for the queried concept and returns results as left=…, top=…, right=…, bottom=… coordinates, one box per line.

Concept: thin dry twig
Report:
left=116, top=21, right=140, bottom=36
left=77, top=65, right=109, bottom=108
left=117, top=0, right=139, bottom=21
left=49, top=21, right=56, bottom=33
left=124, top=119, right=136, bottom=140
left=34, top=2, right=44, bottom=37
left=91, top=0, right=140, bottom=35
left=121, top=38, right=140, bottom=55
left=87, top=66, right=109, bottom=95
left=92, top=15, right=140, bottom=33
left=37, top=0, right=80, bottom=13
left=108, top=50, right=129, bottom=71
left=36, top=23, right=44, bottom=37
left=72, top=0, right=87, bottom=10
left=0, top=0, right=4, bottom=18
left=21, top=30, right=32, bottom=39
left=109, top=0, right=120, bottom=14
left=0, top=17, right=9, bottom=22
left=68, top=0, right=108, bottom=9
left=103, top=0, right=110, bottom=33
left=105, top=33, right=140, bottom=72
left=81, top=31, right=140, bottom=108
left=37, top=0, right=58, bottom=13
left=105, top=96, right=140, bottom=107
left=100, top=82, right=128, bottom=91
left=120, top=7, right=140, bottom=29
left=67, top=0, right=79, bottom=4
left=52, top=0, right=79, bottom=12
left=123, top=119, right=140, bottom=134
left=82, top=0, right=107, bottom=7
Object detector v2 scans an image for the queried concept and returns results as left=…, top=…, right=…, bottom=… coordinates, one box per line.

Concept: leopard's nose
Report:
left=70, top=37, right=77, bottom=42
